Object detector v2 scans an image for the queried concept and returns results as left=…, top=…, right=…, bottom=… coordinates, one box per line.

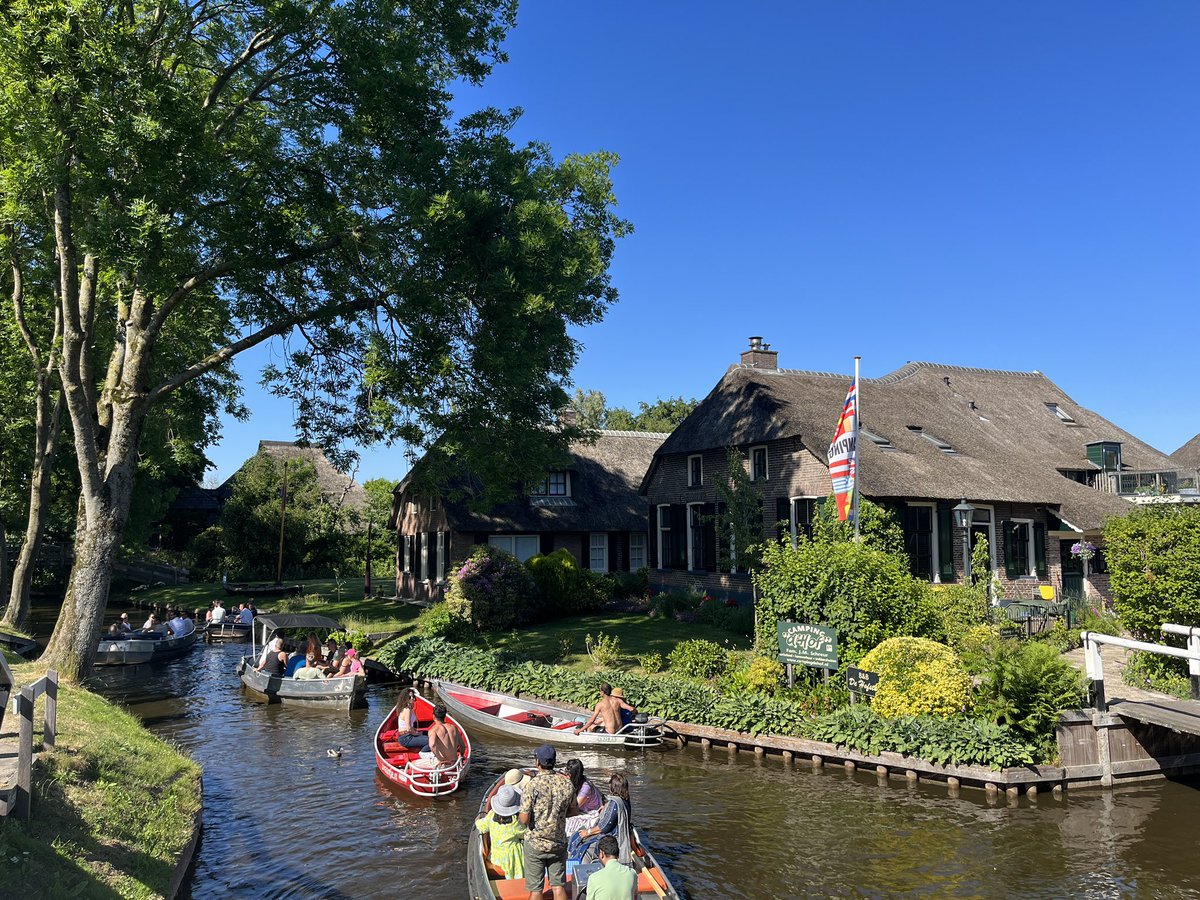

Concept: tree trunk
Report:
left=3, top=388, right=65, bottom=630
left=0, top=523, right=7, bottom=610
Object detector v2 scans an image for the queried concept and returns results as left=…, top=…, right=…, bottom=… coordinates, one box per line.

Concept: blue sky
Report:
left=205, top=1, right=1200, bottom=485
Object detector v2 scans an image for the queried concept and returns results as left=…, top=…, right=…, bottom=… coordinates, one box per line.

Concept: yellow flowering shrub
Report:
left=859, top=637, right=973, bottom=719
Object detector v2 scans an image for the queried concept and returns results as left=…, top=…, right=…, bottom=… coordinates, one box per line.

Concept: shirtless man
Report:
left=425, top=704, right=463, bottom=765
left=574, top=683, right=633, bottom=735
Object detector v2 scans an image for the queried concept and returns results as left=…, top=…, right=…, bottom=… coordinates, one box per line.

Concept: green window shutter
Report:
left=937, top=504, right=956, bottom=582
left=776, top=497, right=791, bottom=542
left=1002, top=520, right=1020, bottom=579
left=1033, top=522, right=1048, bottom=578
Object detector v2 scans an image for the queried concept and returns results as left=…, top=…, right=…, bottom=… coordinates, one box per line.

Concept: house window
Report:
left=862, top=428, right=898, bottom=451
left=1007, top=520, right=1033, bottom=577
left=790, top=498, right=817, bottom=542
left=687, top=504, right=704, bottom=570
left=971, top=506, right=996, bottom=572
left=629, top=533, right=646, bottom=571
left=904, top=503, right=937, bottom=581
left=530, top=471, right=569, bottom=496
left=688, top=455, right=703, bottom=487
left=751, top=446, right=768, bottom=481
left=402, top=535, right=412, bottom=574
left=656, top=505, right=672, bottom=570
left=488, top=534, right=541, bottom=562
left=436, top=532, right=446, bottom=581
left=907, top=426, right=956, bottom=454
left=589, top=533, right=608, bottom=573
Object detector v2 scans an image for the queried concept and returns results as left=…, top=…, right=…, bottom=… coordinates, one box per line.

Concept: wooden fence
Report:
left=0, top=656, right=58, bottom=820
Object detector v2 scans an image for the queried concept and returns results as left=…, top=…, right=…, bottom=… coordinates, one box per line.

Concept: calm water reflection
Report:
left=83, top=640, right=1200, bottom=899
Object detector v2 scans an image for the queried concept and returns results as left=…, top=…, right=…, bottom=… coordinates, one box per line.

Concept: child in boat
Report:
left=476, top=785, right=526, bottom=878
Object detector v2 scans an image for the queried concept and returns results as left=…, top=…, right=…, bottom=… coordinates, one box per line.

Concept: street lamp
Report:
left=952, top=498, right=974, bottom=583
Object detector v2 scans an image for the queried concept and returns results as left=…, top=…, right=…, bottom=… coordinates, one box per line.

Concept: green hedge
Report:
left=375, top=637, right=1038, bottom=768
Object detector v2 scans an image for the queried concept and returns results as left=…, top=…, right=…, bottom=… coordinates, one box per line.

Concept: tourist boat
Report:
left=374, top=693, right=471, bottom=797
left=434, top=680, right=665, bottom=749
left=223, top=582, right=303, bottom=598
left=204, top=619, right=252, bottom=643
left=467, top=769, right=680, bottom=899
left=236, top=614, right=366, bottom=709
left=93, top=619, right=198, bottom=666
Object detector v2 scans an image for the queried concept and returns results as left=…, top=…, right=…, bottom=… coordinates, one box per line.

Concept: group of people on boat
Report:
left=476, top=743, right=638, bottom=899
left=106, top=609, right=194, bottom=639
left=254, top=632, right=365, bottom=680
left=205, top=600, right=255, bottom=625
left=392, top=689, right=464, bottom=766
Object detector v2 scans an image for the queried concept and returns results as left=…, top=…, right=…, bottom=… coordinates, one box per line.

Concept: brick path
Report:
left=1063, top=642, right=1174, bottom=703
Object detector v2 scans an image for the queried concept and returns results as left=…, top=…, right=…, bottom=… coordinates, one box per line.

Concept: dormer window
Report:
left=907, top=426, right=957, bottom=455
left=530, top=471, right=569, bottom=497
left=688, top=455, right=703, bottom=487
left=1045, top=402, right=1077, bottom=424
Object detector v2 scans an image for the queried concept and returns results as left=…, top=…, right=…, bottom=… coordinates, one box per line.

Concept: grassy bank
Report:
left=0, top=654, right=202, bottom=899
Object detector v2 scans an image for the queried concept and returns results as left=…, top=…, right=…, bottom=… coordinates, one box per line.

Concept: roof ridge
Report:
left=877, top=361, right=1045, bottom=385
left=596, top=429, right=670, bottom=439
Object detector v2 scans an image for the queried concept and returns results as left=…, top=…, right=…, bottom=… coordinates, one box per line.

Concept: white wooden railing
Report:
left=1081, top=624, right=1200, bottom=711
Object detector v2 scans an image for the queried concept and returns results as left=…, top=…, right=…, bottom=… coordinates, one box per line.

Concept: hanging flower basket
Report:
left=1070, top=540, right=1097, bottom=562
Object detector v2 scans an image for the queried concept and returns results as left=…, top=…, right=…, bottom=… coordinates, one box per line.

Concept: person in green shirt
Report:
left=476, top=785, right=527, bottom=878
left=585, top=836, right=637, bottom=900
left=295, top=654, right=326, bottom=679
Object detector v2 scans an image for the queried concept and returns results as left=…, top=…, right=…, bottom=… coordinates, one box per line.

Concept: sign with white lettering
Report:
left=846, top=666, right=879, bottom=697
left=776, top=622, right=838, bottom=669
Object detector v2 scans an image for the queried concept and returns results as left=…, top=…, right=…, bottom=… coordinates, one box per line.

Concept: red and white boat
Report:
left=374, top=692, right=472, bottom=797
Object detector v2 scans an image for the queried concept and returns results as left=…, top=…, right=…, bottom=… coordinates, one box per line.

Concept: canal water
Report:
left=79, top=640, right=1200, bottom=899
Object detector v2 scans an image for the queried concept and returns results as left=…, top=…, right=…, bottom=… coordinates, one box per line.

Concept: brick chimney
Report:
left=740, top=336, right=779, bottom=370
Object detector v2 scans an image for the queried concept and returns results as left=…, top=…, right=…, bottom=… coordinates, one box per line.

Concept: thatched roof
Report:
left=652, top=361, right=1174, bottom=531
left=1171, top=434, right=1200, bottom=472
left=406, top=430, right=665, bottom=533
left=224, top=441, right=366, bottom=511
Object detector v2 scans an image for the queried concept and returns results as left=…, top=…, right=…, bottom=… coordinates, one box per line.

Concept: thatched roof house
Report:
left=392, top=430, right=665, bottom=602
left=227, top=441, right=366, bottom=511
left=1171, top=433, right=1200, bottom=473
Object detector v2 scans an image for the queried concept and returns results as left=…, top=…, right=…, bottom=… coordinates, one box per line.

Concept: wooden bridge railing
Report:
left=7, top=669, right=58, bottom=820
left=1082, top=625, right=1200, bottom=711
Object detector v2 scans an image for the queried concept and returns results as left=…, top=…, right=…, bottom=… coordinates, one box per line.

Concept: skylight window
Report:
left=1045, top=402, right=1077, bottom=424
left=861, top=428, right=898, bottom=451
left=907, top=426, right=957, bottom=454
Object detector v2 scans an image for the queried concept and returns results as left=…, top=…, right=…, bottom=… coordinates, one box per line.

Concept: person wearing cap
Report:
left=518, top=744, right=578, bottom=900
left=585, top=835, right=637, bottom=900
left=476, top=784, right=527, bottom=878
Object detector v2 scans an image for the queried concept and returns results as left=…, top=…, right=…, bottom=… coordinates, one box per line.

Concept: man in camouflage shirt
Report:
left=518, top=744, right=578, bottom=899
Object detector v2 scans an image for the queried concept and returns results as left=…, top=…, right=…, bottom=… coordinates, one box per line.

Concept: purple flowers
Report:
left=1070, top=540, right=1097, bottom=562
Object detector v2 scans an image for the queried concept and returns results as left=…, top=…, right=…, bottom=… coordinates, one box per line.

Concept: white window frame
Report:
left=789, top=496, right=819, bottom=546
left=629, top=532, right=646, bottom=571
left=436, top=532, right=446, bottom=582
left=906, top=501, right=940, bottom=583
left=750, top=445, right=768, bottom=481
left=589, top=533, right=609, bottom=573
left=687, top=502, right=704, bottom=571
left=420, top=534, right=430, bottom=582
left=1010, top=517, right=1036, bottom=578
left=488, top=534, right=541, bottom=563
left=530, top=471, right=571, bottom=497
left=687, top=454, right=703, bottom=487
left=403, top=535, right=412, bottom=574
left=656, top=505, right=671, bottom=569
left=972, top=504, right=998, bottom=572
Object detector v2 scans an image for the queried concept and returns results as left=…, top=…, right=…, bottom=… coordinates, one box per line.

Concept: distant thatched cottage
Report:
left=641, top=338, right=1186, bottom=607
left=391, top=431, right=665, bottom=603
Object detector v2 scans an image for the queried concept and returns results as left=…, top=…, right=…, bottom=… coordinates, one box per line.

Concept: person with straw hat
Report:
left=476, top=784, right=527, bottom=878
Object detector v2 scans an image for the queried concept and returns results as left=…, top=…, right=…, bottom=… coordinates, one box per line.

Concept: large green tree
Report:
left=0, top=0, right=627, bottom=677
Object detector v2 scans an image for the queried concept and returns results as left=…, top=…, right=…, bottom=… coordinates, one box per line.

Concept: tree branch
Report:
left=203, top=26, right=284, bottom=110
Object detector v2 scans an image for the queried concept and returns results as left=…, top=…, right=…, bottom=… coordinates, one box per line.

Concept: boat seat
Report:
left=503, top=711, right=551, bottom=726
left=380, top=729, right=399, bottom=742
left=453, top=694, right=504, bottom=714
left=552, top=720, right=580, bottom=731
left=386, top=751, right=422, bottom=765
left=490, top=876, right=574, bottom=899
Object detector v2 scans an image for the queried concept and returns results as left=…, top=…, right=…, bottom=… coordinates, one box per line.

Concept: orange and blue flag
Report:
left=828, top=382, right=858, bottom=521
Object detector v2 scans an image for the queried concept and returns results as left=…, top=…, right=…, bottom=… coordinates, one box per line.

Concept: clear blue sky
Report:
left=205, top=1, right=1200, bottom=485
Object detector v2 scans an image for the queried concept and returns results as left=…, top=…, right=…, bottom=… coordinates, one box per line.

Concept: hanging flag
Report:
left=828, top=381, right=858, bottom=521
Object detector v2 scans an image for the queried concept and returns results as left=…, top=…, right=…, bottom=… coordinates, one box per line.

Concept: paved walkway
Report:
left=1062, top=642, right=1175, bottom=703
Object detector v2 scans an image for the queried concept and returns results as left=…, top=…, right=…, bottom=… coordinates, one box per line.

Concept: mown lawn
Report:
left=486, top=612, right=750, bottom=672
left=0, top=653, right=202, bottom=899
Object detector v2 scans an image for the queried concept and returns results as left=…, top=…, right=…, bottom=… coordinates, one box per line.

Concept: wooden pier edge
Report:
left=167, top=777, right=204, bottom=900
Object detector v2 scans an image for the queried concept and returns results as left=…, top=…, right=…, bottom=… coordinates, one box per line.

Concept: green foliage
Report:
left=638, top=652, right=665, bottom=674
left=328, top=629, right=372, bottom=655
left=446, top=544, right=538, bottom=631
left=668, top=639, right=730, bottom=679
left=604, top=568, right=649, bottom=599
left=970, top=531, right=992, bottom=589
left=526, top=549, right=608, bottom=618
left=859, top=637, right=974, bottom=718
left=376, top=636, right=1039, bottom=763
left=926, top=583, right=991, bottom=650
left=585, top=632, right=622, bottom=668
left=712, top=447, right=765, bottom=572
left=417, top=602, right=475, bottom=643
left=648, top=590, right=702, bottom=620
left=722, top=656, right=786, bottom=696
left=753, top=538, right=939, bottom=665
left=1124, top=650, right=1191, bottom=699
left=604, top=396, right=699, bottom=433
left=811, top=495, right=906, bottom=557
left=1104, top=505, right=1200, bottom=639
left=569, top=389, right=608, bottom=429
left=696, top=597, right=754, bottom=636
left=802, top=705, right=1035, bottom=769
left=972, top=640, right=1086, bottom=755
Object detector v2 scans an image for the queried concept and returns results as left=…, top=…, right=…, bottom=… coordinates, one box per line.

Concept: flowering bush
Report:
left=859, top=637, right=974, bottom=719
left=445, top=544, right=537, bottom=631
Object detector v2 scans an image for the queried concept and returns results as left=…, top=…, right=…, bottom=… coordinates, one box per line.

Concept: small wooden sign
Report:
left=777, top=622, right=838, bottom=669
left=846, top=666, right=879, bottom=698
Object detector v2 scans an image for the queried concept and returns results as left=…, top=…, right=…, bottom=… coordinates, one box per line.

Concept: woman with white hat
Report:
left=475, top=784, right=527, bottom=878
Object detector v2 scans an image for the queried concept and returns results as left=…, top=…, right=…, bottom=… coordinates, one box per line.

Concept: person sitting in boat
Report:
left=168, top=610, right=190, bottom=636
left=284, top=642, right=307, bottom=677
left=237, top=603, right=253, bottom=625
left=573, top=684, right=633, bottom=735
left=569, top=772, right=633, bottom=865
left=118, top=613, right=133, bottom=633
left=322, top=637, right=342, bottom=673
left=107, top=623, right=122, bottom=637
left=294, top=654, right=326, bottom=680
left=395, top=689, right=430, bottom=753
left=421, top=704, right=463, bottom=767
left=585, top=835, right=637, bottom=900
left=256, top=637, right=287, bottom=676
left=304, top=632, right=324, bottom=664
left=141, top=613, right=159, bottom=633
left=610, top=687, right=637, bottom=728
left=504, top=768, right=532, bottom=796
left=210, top=600, right=227, bottom=625
left=335, top=647, right=365, bottom=678
left=475, top=784, right=527, bottom=879
left=564, top=759, right=604, bottom=838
